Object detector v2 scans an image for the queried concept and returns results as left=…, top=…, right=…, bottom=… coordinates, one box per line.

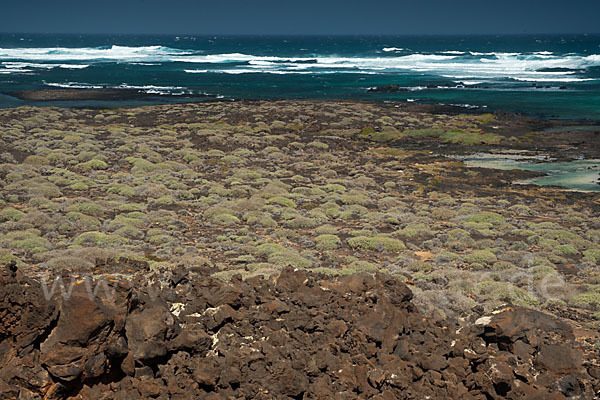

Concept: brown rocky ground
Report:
left=0, top=100, right=599, bottom=398
left=1, top=262, right=598, bottom=399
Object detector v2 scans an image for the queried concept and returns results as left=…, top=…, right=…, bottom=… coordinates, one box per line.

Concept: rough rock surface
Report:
left=0, top=263, right=598, bottom=399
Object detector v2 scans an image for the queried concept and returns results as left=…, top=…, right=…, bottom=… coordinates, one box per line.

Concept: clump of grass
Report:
left=553, top=244, right=579, bottom=256
left=128, top=157, right=158, bottom=174
left=396, top=223, right=435, bottom=239
left=464, top=249, right=497, bottom=265
left=67, top=201, right=105, bottom=217
left=433, top=251, right=460, bottom=264
left=79, top=159, right=108, bottom=171
left=583, top=249, right=600, bottom=264
left=478, top=280, right=539, bottom=307
left=570, top=291, right=600, bottom=311
left=72, top=231, right=128, bottom=248
left=341, top=260, right=380, bottom=274
left=242, top=211, right=277, bottom=228
left=340, top=192, right=371, bottom=206
left=268, top=250, right=312, bottom=269
left=266, top=196, right=296, bottom=208
left=348, top=235, right=405, bottom=252
left=308, top=141, right=329, bottom=150
left=23, top=155, right=50, bottom=166
left=0, top=249, right=23, bottom=266
left=107, top=184, right=136, bottom=198
left=399, top=128, right=445, bottom=138
left=441, top=130, right=502, bottom=145
left=466, top=211, right=505, bottom=225
left=65, top=212, right=102, bottom=230
left=315, top=234, right=342, bottom=250
left=256, top=243, right=287, bottom=256
left=315, top=224, right=339, bottom=235
left=360, top=126, right=401, bottom=142
left=0, top=207, right=25, bottom=222
left=284, top=216, right=318, bottom=229
left=1, top=230, right=52, bottom=255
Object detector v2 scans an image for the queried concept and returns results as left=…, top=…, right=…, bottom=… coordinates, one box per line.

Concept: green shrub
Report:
left=554, top=244, right=578, bottom=256
left=308, top=141, right=329, bottom=150
left=478, top=281, right=539, bottom=307
left=268, top=250, right=312, bottom=269
left=0, top=207, right=25, bottom=222
left=466, top=211, right=505, bottom=225
left=256, top=243, right=287, bottom=256
left=210, top=214, right=240, bottom=226
left=323, top=183, right=346, bottom=193
left=2, top=230, right=52, bottom=254
left=107, top=184, right=136, bottom=198
left=67, top=202, right=104, bottom=217
left=266, top=196, right=296, bottom=208
left=340, top=192, right=371, bottom=206
left=315, top=224, right=339, bottom=235
left=570, top=292, right=600, bottom=311
left=396, top=223, right=435, bottom=239
left=24, top=155, right=50, bottom=166
left=433, top=251, right=460, bottom=264
left=129, top=158, right=157, bottom=174
left=583, top=249, right=600, bottom=264
left=315, top=234, right=342, bottom=250
left=465, top=249, right=497, bottom=264
left=72, top=231, right=127, bottom=247
left=69, top=181, right=89, bottom=191
left=340, top=260, right=380, bottom=274
left=284, top=216, right=318, bottom=229
left=80, top=159, right=108, bottom=171
left=348, top=235, right=405, bottom=252
left=0, top=249, right=23, bottom=266
left=65, top=212, right=102, bottom=230
left=243, top=211, right=277, bottom=227
left=360, top=126, right=401, bottom=142
left=441, top=130, right=502, bottom=145
left=115, top=226, right=144, bottom=240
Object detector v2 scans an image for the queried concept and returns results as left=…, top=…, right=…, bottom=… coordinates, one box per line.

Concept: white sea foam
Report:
left=3, top=62, right=89, bottom=69
left=43, top=81, right=189, bottom=94
left=44, top=82, right=105, bottom=89
left=0, top=68, right=33, bottom=74
left=460, top=81, right=485, bottom=85
left=512, top=77, right=596, bottom=82
left=116, top=83, right=185, bottom=90
left=185, top=68, right=378, bottom=75
left=0, top=45, right=195, bottom=62
left=2, top=45, right=598, bottom=83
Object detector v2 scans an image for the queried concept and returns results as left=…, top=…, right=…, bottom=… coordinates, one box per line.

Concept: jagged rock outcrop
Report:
left=0, top=263, right=598, bottom=399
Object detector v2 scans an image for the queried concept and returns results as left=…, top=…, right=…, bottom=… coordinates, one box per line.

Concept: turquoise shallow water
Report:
left=0, top=34, right=599, bottom=119
left=460, top=155, right=600, bottom=192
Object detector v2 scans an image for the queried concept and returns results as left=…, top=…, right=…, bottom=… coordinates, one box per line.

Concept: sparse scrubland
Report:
left=1, top=100, right=600, bottom=398
left=1, top=101, right=599, bottom=323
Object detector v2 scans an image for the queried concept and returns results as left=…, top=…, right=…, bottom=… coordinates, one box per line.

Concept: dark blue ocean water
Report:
left=1, top=33, right=599, bottom=120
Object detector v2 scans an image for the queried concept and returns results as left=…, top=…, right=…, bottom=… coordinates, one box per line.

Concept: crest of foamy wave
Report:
left=2, top=46, right=598, bottom=83
left=43, top=81, right=190, bottom=94
left=3, top=62, right=89, bottom=69
left=178, top=52, right=599, bottom=82
left=44, top=82, right=105, bottom=89
left=0, top=68, right=32, bottom=74
left=0, top=45, right=195, bottom=62
left=184, top=68, right=379, bottom=75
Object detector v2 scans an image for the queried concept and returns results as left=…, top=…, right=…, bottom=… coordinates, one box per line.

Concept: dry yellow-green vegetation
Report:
left=1, top=100, right=599, bottom=325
